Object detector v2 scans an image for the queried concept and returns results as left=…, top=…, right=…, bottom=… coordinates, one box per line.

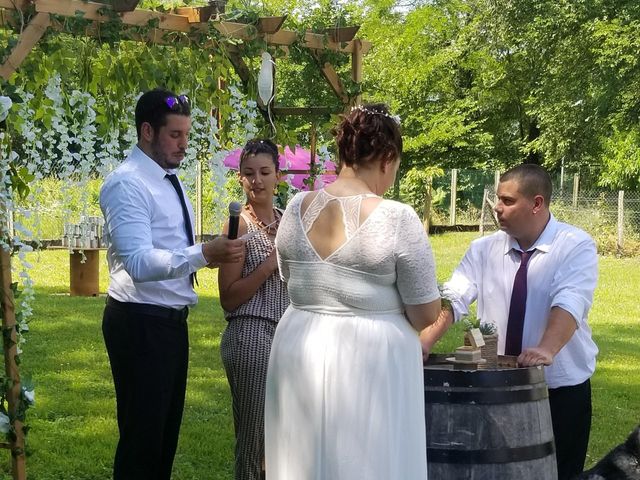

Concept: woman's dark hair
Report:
left=333, top=103, right=402, bottom=168
left=240, top=138, right=280, bottom=171
left=135, top=88, right=191, bottom=139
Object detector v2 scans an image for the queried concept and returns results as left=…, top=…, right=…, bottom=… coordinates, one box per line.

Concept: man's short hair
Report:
left=135, top=88, right=191, bottom=139
left=500, top=163, right=553, bottom=205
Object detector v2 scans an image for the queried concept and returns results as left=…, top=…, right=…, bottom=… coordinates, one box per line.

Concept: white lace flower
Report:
left=0, top=96, right=12, bottom=122
left=23, top=388, right=35, bottom=405
left=0, top=413, right=9, bottom=433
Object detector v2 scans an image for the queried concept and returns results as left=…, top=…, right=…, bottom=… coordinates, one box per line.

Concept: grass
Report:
left=0, top=232, right=637, bottom=478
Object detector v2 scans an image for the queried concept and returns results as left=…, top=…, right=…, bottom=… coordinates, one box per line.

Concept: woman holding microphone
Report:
left=218, top=138, right=289, bottom=480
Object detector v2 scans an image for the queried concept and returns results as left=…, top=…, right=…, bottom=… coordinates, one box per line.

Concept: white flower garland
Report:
left=0, top=80, right=266, bottom=444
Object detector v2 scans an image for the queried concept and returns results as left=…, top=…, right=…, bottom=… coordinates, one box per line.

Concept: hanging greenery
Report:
left=0, top=4, right=361, bottom=458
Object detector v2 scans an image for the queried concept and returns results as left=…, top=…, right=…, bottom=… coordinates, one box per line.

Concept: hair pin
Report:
left=351, top=104, right=401, bottom=125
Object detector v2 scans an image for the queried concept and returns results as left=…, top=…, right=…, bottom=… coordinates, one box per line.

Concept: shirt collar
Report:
left=504, top=213, right=558, bottom=255
left=130, top=145, right=176, bottom=181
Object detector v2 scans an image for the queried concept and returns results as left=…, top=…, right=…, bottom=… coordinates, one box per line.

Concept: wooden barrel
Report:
left=424, top=357, right=558, bottom=480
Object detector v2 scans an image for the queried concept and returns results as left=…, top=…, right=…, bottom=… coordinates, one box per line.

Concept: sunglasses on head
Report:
left=164, top=95, right=189, bottom=110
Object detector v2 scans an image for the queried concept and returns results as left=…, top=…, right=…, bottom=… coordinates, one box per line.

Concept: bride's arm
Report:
left=405, top=299, right=441, bottom=332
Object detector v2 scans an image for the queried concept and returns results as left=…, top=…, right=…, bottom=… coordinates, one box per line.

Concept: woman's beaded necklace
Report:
left=244, top=204, right=280, bottom=236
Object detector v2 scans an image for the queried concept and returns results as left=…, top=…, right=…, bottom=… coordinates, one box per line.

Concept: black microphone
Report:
left=228, top=201, right=242, bottom=239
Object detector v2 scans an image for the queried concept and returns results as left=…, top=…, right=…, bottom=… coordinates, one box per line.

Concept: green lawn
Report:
left=0, top=231, right=637, bottom=479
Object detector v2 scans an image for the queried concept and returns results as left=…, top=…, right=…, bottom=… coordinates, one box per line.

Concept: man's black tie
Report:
left=505, top=249, right=534, bottom=356
left=165, top=174, right=197, bottom=287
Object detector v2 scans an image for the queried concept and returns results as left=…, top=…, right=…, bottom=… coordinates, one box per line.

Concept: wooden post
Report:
left=422, top=176, right=432, bottom=233
left=617, top=190, right=624, bottom=253
left=572, top=173, right=580, bottom=209
left=494, top=170, right=500, bottom=192
left=309, top=123, right=317, bottom=191
left=0, top=246, right=27, bottom=480
left=351, top=39, right=362, bottom=105
left=449, top=169, right=458, bottom=226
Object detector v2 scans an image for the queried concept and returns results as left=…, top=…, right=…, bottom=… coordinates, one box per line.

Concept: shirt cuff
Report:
left=188, top=244, right=208, bottom=270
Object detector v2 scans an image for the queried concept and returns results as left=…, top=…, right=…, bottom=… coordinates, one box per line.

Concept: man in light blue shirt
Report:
left=421, top=164, right=598, bottom=480
left=100, top=88, right=245, bottom=480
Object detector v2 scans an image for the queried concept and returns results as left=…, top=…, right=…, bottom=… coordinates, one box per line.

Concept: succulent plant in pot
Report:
left=463, top=318, right=498, bottom=368
left=463, top=318, right=496, bottom=336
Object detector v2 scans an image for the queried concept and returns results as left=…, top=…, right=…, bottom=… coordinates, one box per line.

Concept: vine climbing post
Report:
left=0, top=99, right=26, bottom=480
left=0, top=230, right=26, bottom=480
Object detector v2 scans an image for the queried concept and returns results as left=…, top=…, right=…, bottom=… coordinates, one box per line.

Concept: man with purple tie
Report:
left=420, top=164, right=598, bottom=480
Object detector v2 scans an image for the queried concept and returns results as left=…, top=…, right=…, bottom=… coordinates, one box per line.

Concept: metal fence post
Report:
left=618, top=190, right=624, bottom=253
left=480, top=187, right=488, bottom=236
left=450, top=169, right=457, bottom=226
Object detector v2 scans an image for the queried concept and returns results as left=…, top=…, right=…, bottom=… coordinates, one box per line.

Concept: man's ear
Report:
left=532, top=194, right=545, bottom=213
left=140, top=122, right=154, bottom=143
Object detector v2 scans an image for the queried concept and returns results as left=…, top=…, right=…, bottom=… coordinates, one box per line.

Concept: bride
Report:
left=265, top=103, right=441, bottom=480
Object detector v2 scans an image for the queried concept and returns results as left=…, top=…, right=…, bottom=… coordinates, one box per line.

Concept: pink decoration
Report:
left=223, top=145, right=337, bottom=191
left=222, top=149, right=243, bottom=170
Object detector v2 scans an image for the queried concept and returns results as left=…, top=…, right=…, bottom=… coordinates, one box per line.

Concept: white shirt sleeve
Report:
left=442, top=242, right=481, bottom=322
left=100, top=176, right=207, bottom=283
left=549, top=235, right=598, bottom=328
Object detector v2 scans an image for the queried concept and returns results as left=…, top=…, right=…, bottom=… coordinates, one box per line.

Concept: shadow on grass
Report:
left=10, top=287, right=235, bottom=479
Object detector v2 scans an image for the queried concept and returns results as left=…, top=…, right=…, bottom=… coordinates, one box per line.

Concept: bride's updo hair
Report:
left=333, top=103, right=402, bottom=169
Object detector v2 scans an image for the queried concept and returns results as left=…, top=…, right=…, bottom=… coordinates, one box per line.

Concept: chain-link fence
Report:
left=14, top=167, right=640, bottom=256
left=461, top=170, right=640, bottom=256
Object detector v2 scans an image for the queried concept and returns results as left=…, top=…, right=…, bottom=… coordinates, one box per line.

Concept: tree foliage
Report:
left=4, top=0, right=640, bottom=188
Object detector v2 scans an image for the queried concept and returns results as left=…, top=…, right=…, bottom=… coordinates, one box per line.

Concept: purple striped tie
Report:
left=505, top=250, right=534, bottom=356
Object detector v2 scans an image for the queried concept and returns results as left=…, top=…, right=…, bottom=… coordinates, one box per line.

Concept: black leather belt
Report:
left=106, top=296, right=188, bottom=321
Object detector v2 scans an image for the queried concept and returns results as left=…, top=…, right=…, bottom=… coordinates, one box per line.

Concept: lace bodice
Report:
left=301, top=189, right=378, bottom=240
left=275, top=191, right=439, bottom=314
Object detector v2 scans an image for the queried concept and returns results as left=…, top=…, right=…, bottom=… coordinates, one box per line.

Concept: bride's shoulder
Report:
left=379, top=198, right=416, bottom=215
left=287, top=191, right=312, bottom=207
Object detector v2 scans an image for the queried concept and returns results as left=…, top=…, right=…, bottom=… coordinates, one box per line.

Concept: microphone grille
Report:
left=229, top=201, right=243, bottom=216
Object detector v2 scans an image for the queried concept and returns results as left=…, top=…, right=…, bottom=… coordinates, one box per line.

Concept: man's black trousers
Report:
left=103, top=299, right=189, bottom=480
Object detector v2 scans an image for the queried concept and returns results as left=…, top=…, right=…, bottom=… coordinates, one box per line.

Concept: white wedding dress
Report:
left=265, top=190, right=439, bottom=480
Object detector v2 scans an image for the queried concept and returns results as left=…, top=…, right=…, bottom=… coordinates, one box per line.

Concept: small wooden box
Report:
left=454, top=346, right=482, bottom=363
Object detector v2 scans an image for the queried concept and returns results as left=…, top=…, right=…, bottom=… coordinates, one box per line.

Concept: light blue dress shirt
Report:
left=100, top=146, right=208, bottom=308
left=443, top=214, right=599, bottom=388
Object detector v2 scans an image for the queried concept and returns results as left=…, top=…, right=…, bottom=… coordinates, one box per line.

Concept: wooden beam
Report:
left=351, top=38, right=363, bottom=105
left=272, top=107, right=335, bottom=116
left=319, top=63, right=348, bottom=104
left=310, top=51, right=348, bottom=104
left=226, top=51, right=251, bottom=91
left=35, top=0, right=193, bottom=32
left=0, top=0, right=30, bottom=10
left=3, top=2, right=372, bottom=56
left=212, top=21, right=371, bottom=54
left=0, top=12, right=50, bottom=80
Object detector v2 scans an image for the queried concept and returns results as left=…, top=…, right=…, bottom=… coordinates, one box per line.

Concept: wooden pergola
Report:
left=0, top=2, right=371, bottom=478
